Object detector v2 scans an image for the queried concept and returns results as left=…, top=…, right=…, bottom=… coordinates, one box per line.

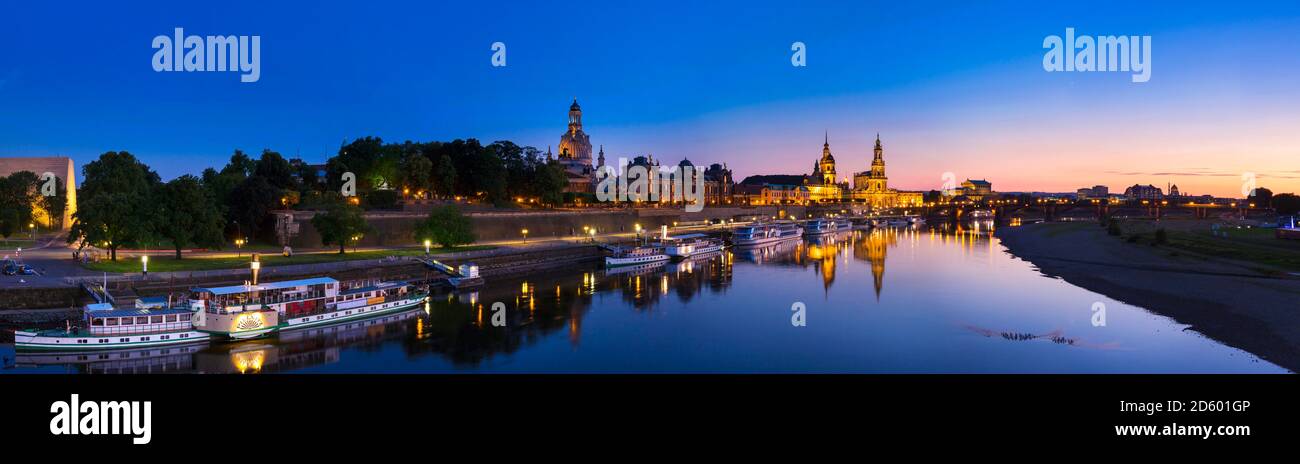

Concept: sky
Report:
left=2, top=0, right=1298, bottom=197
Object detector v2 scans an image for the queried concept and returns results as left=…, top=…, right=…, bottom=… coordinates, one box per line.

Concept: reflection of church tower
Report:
left=856, top=230, right=890, bottom=300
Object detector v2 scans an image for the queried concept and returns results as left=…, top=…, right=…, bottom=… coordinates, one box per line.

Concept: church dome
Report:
left=570, top=98, right=581, bottom=111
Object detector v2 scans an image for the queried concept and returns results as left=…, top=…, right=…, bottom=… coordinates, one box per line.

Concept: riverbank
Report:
left=997, top=221, right=1300, bottom=372
left=0, top=241, right=606, bottom=315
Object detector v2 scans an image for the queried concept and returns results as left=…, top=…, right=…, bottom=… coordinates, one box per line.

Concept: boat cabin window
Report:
left=120, top=318, right=133, bottom=325
left=136, top=317, right=148, bottom=324
left=151, top=316, right=164, bottom=323
left=105, top=318, right=119, bottom=326
left=166, top=315, right=178, bottom=322
left=91, top=318, right=105, bottom=326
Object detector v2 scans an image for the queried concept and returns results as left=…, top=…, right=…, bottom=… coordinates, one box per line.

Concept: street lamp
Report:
left=424, top=239, right=431, bottom=255
left=521, top=228, right=529, bottom=242
left=141, top=255, right=148, bottom=276
left=235, top=238, right=245, bottom=257
left=29, top=223, right=35, bottom=240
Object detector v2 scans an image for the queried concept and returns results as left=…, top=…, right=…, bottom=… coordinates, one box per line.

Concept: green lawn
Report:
left=82, top=245, right=496, bottom=273
left=1119, top=220, right=1300, bottom=272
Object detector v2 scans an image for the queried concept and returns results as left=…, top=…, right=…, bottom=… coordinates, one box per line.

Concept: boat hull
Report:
left=606, top=254, right=669, bottom=267
left=14, top=329, right=211, bottom=351
left=280, top=296, right=427, bottom=331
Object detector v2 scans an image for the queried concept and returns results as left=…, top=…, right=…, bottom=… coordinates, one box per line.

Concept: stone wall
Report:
left=282, top=205, right=814, bottom=248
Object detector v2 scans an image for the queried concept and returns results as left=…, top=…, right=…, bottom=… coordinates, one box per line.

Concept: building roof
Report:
left=340, top=281, right=409, bottom=296
left=86, top=307, right=195, bottom=319
left=193, top=277, right=338, bottom=296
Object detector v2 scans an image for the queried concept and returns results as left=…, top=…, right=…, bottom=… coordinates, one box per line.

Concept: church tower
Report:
left=558, top=98, right=593, bottom=162
left=819, top=132, right=837, bottom=185
left=865, top=133, right=888, bottom=192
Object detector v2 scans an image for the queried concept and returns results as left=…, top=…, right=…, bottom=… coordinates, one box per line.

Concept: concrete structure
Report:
left=0, top=156, right=76, bottom=230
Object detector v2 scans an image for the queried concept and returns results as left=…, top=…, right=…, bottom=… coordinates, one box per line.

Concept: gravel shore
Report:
left=997, top=222, right=1300, bottom=372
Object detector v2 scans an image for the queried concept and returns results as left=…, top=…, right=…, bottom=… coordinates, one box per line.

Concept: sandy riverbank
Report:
left=997, top=222, right=1300, bottom=372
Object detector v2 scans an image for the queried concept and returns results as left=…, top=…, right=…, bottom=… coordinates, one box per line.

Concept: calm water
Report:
left=2, top=223, right=1286, bottom=373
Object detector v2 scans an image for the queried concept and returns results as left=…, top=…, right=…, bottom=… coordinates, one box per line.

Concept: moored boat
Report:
left=733, top=221, right=803, bottom=247
left=804, top=218, right=836, bottom=235
left=605, top=245, right=669, bottom=267
left=663, top=233, right=726, bottom=259
left=188, top=277, right=428, bottom=339
left=14, top=302, right=210, bottom=351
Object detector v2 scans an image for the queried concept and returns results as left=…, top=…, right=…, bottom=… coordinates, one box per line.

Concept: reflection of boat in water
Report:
left=605, top=245, right=669, bottom=267
left=968, top=209, right=994, bottom=218
left=604, top=260, right=668, bottom=276
left=665, top=250, right=724, bottom=273
left=733, top=238, right=801, bottom=263
left=12, top=342, right=208, bottom=374
left=733, top=221, right=802, bottom=247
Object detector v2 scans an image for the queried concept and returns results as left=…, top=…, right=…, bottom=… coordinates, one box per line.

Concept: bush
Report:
left=415, top=205, right=476, bottom=250
left=1107, top=218, right=1122, bottom=236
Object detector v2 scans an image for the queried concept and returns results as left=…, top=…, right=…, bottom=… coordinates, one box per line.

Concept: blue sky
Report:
left=3, top=0, right=1299, bottom=196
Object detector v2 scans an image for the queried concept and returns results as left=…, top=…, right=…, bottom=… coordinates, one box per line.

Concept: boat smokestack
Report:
left=250, top=253, right=261, bottom=285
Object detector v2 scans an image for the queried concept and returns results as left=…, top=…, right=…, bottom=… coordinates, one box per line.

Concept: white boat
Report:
left=886, top=218, right=911, bottom=226
left=733, top=221, right=803, bottom=247
left=663, top=233, right=726, bottom=259
left=605, top=245, right=669, bottom=267
left=804, top=219, right=836, bottom=235
left=188, top=277, right=427, bottom=339
left=834, top=218, right=853, bottom=230
left=968, top=209, right=994, bottom=218
left=14, top=302, right=211, bottom=351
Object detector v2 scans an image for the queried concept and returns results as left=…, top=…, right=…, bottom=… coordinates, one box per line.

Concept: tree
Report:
left=434, top=155, right=456, bottom=198
left=40, top=175, right=67, bottom=229
left=1247, top=187, right=1274, bottom=209
left=400, top=152, right=433, bottom=196
left=158, top=175, right=225, bottom=259
left=228, top=175, right=280, bottom=242
left=0, top=172, right=39, bottom=242
left=415, top=205, right=476, bottom=250
left=1274, top=193, right=1300, bottom=216
left=68, top=151, right=160, bottom=261
left=533, top=160, right=568, bottom=206
left=255, top=149, right=296, bottom=190
left=312, top=202, right=369, bottom=254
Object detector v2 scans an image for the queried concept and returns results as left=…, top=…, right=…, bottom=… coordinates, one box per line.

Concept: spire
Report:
left=824, top=131, right=829, bottom=146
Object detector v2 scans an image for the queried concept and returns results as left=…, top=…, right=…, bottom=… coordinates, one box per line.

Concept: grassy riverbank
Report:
left=1115, top=219, right=1300, bottom=273
left=81, top=245, right=496, bottom=273
left=997, top=220, right=1300, bottom=372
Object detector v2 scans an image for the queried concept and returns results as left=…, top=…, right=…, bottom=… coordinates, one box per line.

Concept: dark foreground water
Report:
left=2, top=224, right=1286, bottom=373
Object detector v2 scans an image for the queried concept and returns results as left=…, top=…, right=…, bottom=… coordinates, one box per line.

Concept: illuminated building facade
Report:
left=850, top=135, right=923, bottom=208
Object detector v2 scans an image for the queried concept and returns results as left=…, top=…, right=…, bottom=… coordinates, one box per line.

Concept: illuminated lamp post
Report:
left=424, top=239, right=431, bottom=255
left=522, top=228, right=529, bottom=243
left=141, top=255, right=148, bottom=277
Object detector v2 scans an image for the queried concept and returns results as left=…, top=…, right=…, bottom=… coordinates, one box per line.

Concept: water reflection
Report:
left=3, top=221, right=1285, bottom=373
